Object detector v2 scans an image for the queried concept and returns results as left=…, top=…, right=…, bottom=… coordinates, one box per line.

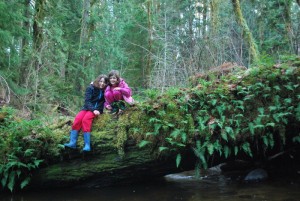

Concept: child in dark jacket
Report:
left=104, top=70, right=134, bottom=114
left=64, top=74, right=108, bottom=151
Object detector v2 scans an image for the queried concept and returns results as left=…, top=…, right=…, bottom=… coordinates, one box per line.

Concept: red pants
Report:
left=71, top=110, right=96, bottom=132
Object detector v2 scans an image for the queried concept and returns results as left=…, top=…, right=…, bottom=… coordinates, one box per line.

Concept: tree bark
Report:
left=79, top=0, right=91, bottom=68
left=19, top=0, right=32, bottom=84
left=33, top=0, right=45, bottom=53
left=29, top=140, right=195, bottom=189
left=146, top=0, right=153, bottom=88
left=202, top=0, right=208, bottom=38
left=210, top=0, right=219, bottom=36
left=231, top=0, right=259, bottom=63
left=282, top=0, right=294, bottom=53
left=31, top=0, right=46, bottom=111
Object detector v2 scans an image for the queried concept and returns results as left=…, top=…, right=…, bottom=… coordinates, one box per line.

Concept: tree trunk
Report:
left=29, top=143, right=195, bottom=189
left=19, top=0, right=32, bottom=84
left=282, top=0, right=294, bottom=53
left=79, top=0, right=91, bottom=68
left=210, top=0, right=219, bottom=36
left=146, top=0, right=153, bottom=88
left=231, top=0, right=259, bottom=63
left=202, top=0, right=208, bottom=38
left=31, top=0, right=46, bottom=111
left=33, top=0, right=45, bottom=53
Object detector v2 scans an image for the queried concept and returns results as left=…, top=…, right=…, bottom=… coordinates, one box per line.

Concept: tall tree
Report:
left=210, top=0, right=220, bottom=36
left=79, top=0, right=91, bottom=68
left=146, top=0, right=153, bottom=88
left=33, top=0, right=45, bottom=54
left=202, top=0, right=208, bottom=38
left=19, top=0, right=32, bottom=84
left=231, top=0, right=259, bottom=63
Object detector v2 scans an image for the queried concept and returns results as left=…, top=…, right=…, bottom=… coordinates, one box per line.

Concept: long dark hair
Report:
left=93, top=74, right=108, bottom=88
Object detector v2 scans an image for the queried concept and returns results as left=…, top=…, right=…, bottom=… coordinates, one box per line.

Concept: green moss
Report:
left=93, top=113, right=113, bottom=129
left=116, top=122, right=127, bottom=156
left=38, top=146, right=155, bottom=183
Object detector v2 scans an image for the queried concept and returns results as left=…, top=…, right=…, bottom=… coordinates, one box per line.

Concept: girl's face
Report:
left=109, top=75, right=118, bottom=86
left=98, top=78, right=107, bottom=89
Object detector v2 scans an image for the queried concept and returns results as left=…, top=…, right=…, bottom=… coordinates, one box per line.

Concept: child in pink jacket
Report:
left=105, top=70, right=134, bottom=114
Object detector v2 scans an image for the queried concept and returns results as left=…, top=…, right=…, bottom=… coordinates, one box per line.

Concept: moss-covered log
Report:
left=29, top=143, right=195, bottom=189
left=1, top=56, right=299, bottom=192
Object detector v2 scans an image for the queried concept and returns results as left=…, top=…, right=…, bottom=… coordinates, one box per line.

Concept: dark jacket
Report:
left=81, top=84, right=105, bottom=113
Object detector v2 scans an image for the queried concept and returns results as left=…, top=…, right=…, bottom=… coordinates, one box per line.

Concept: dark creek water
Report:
left=1, top=170, right=299, bottom=201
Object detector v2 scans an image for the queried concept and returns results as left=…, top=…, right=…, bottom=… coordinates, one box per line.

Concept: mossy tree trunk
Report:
left=146, top=0, right=153, bottom=88
left=231, top=0, right=259, bottom=64
left=210, top=0, right=220, bottom=36
left=29, top=140, right=196, bottom=189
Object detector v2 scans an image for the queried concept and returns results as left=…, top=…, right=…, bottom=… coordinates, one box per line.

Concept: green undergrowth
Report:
left=1, top=55, right=300, bottom=192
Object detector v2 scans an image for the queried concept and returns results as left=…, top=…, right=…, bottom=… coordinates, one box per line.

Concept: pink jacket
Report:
left=104, top=79, right=134, bottom=107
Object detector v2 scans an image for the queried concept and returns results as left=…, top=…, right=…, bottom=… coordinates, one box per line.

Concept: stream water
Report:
left=1, top=170, right=299, bottom=201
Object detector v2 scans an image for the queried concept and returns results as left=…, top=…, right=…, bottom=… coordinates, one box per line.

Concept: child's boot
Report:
left=83, top=132, right=91, bottom=151
left=64, top=130, right=78, bottom=149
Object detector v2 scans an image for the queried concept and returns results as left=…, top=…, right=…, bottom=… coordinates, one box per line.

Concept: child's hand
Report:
left=93, top=110, right=100, bottom=116
left=113, top=87, right=121, bottom=91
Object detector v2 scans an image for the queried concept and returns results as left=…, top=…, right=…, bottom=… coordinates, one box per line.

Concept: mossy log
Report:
left=29, top=109, right=196, bottom=189
left=28, top=58, right=300, bottom=190
left=29, top=141, right=195, bottom=189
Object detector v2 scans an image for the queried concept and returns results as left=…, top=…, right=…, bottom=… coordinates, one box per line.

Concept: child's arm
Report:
left=104, top=99, right=112, bottom=110
left=116, top=80, right=132, bottom=97
left=84, top=86, right=95, bottom=111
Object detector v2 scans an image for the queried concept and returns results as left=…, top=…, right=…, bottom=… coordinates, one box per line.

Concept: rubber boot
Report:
left=64, top=130, right=78, bottom=149
left=83, top=132, right=91, bottom=151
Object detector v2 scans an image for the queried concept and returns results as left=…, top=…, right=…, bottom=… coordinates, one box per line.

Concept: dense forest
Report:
left=0, top=0, right=299, bottom=114
left=0, top=0, right=300, bottom=193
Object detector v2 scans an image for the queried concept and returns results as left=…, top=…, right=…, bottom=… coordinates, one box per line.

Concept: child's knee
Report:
left=112, top=91, right=122, bottom=100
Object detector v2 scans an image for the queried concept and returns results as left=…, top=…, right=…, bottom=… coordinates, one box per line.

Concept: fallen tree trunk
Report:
left=29, top=143, right=196, bottom=189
